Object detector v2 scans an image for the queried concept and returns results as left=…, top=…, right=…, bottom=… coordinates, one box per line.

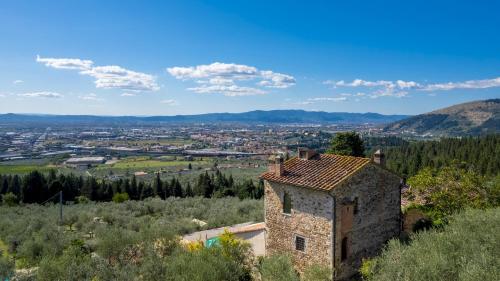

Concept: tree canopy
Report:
left=327, top=131, right=365, bottom=157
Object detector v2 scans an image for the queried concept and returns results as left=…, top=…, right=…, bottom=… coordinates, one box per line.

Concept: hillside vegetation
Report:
left=384, top=99, right=500, bottom=136
left=0, top=197, right=263, bottom=280
left=385, top=135, right=499, bottom=177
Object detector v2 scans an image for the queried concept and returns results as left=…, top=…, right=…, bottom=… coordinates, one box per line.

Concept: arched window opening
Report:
left=341, top=237, right=348, bottom=261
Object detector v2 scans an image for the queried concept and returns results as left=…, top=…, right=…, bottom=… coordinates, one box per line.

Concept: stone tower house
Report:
left=260, top=148, right=401, bottom=280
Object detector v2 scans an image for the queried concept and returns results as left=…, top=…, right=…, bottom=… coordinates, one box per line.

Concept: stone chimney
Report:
left=298, top=147, right=318, bottom=160
left=268, top=155, right=285, bottom=176
left=274, top=155, right=284, bottom=177
left=268, top=155, right=276, bottom=174
left=373, top=149, right=385, bottom=166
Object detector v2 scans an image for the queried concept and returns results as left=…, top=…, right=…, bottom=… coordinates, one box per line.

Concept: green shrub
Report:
left=302, top=264, right=332, bottom=281
left=166, top=247, right=248, bottom=281
left=0, top=255, right=14, bottom=280
left=259, top=254, right=299, bottom=281
left=1, top=192, right=18, bottom=206
left=112, top=192, right=130, bottom=203
left=359, top=258, right=376, bottom=280
left=75, top=196, right=89, bottom=204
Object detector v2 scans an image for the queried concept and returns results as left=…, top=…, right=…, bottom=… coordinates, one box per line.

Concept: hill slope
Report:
left=0, top=110, right=408, bottom=125
left=384, top=99, right=500, bottom=136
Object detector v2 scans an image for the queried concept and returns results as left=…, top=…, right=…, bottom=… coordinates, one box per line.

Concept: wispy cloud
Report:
left=121, top=93, right=137, bottom=97
left=37, top=55, right=93, bottom=70
left=328, top=77, right=500, bottom=98
left=78, top=93, right=104, bottom=102
left=294, top=96, right=347, bottom=105
left=12, top=80, right=24, bottom=84
left=330, top=79, right=419, bottom=98
left=167, top=62, right=295, bottom=96
left=421, top=77, right=500, bottom=91
left=308, top=97, right=347, bottom=102
left=37, top=55, right=159, bottom=92
left=18, top=91, right=63, bottom=98
left=187, top=85, right=266, bottom=96
left=160, top=99, right=178, bottom=106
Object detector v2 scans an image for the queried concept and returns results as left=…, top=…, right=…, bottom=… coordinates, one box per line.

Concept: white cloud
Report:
left=78, top=93, right=104, bottom=101
left=258, top=70, right=296, bottom=88
left=121, top=93, right=137, bottom=97
left=36, top=55, right=93, bottom=70
left=396, top=80, right=420, bottom=89
left=37, top=56, right=159, bottom=92
left=160, top=99, right=178, bottom=106
left=80, top=65, right=159, bottom=92
left=18, top=91, right=63, bottom=98
left=167, top=62, right=294, bottom=96
left=208, top=77, right=235, bottom=85
left=335, top=79, right=396, bottom=88
left=12, top=80, right=24, bottom=84
left=421, top=77, right=500, bottom=91
left=167, top=62, right=258, bottom=80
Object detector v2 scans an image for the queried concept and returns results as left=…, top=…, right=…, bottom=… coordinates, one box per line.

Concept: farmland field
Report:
left=109, top=158, right=208, bottom=169
left=0, top=164, right=54, bottom=174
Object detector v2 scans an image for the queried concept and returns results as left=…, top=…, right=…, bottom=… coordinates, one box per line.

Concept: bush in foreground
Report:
left=259, top=254, right=299, bottom=281
left=364, top=208, right=500, bottom=281
left=0, top=255, right=14, bottom=280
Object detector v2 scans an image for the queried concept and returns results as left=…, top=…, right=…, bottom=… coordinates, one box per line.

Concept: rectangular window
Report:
left=295, top=235, right=306, bottom=252
left=283, top=191, right=292, bottom=214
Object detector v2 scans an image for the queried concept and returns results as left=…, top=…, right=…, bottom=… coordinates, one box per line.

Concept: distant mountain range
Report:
left=384, top=99, right=500, bottom=136
left=0, top=110, right=408, bottom=125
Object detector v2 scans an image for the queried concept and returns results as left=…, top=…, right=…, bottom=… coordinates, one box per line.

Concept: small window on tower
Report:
left=283, top=191, right=292, bottom=214
left=295, top=235, right=306, bottom=252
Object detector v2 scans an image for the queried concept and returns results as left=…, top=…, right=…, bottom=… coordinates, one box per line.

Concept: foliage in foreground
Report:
left=363, top=208, right=500, bottom=281
left=259, top=254, right=299, bottom=281
left=0, top=197, right=263, bottom=279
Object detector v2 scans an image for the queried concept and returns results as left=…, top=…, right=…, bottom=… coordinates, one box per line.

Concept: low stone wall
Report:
left=403, top=208, right=427, bottom=233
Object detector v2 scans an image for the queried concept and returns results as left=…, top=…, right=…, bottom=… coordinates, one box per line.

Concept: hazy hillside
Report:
left=384, top=99, right=500, bottom=136
left=0, top=110, right=408, bottom=125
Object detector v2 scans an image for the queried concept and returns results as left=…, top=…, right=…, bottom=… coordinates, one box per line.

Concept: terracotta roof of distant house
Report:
left=260, top=154, right=371, bottom=191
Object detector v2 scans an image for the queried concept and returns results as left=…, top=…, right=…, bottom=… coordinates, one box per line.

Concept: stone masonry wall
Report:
left=264, top=181, right=334, bottom=273
left=331, top=164, right=401, bottom=280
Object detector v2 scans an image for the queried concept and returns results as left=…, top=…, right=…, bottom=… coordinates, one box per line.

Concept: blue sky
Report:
left=0, top=0, right=499, bottom=116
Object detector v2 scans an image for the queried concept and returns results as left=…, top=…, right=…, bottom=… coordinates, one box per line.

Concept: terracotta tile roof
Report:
left=260, top=154, right=371, bottom=191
